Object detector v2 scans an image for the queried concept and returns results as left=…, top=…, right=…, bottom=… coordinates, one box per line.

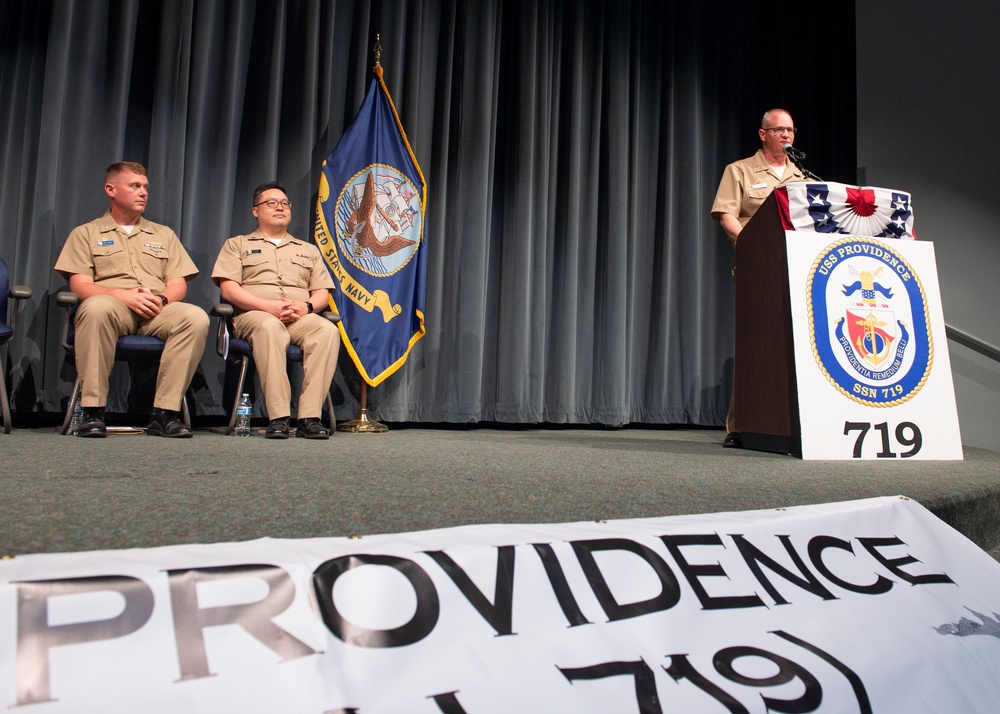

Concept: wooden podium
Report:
left=731, top=182, right=961, bottom=459
left=732, top=192, right=801, bottom=455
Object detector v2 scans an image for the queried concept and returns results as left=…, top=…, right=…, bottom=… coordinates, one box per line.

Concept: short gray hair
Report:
left=761, top=108, right=792, bottom=129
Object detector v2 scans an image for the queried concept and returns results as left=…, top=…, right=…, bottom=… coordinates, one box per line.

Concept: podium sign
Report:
left=785, top=233, right=962, bottom=460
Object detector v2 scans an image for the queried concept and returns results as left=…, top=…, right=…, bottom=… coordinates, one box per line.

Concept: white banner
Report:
left=786, top=233, right=963, bottom=459
left=2, top=497, right=998, bottom=712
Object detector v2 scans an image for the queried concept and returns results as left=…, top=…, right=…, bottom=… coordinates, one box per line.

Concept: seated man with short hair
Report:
left=54, top=161, right=209, bottom=438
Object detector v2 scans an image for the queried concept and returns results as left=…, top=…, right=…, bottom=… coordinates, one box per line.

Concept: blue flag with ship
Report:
left=314, top=64, right=427, bottom=386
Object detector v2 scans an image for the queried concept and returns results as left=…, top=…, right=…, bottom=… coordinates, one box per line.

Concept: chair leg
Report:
left=324, top=391, right=336, bottom=436
left=225, top=356, right=250, bottom=435
left=181, top=394, right=191, bottom=429
left=0, top=364, right=11, bottom=434
left=59, top=377, right=82, bottom=435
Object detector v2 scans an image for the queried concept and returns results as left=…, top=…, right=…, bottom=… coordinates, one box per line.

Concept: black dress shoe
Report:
left=723, top=432, right=743, bottom=449
left=265, top=417, right=290, bottom=439
left=147, top=409, right=193, bottom=438
left=295, top=417, right=329, bottom=440
left=77, top=407, right=107, bottom=438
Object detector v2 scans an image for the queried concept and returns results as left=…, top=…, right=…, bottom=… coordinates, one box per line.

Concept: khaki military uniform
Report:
left=211, top=231, right=339, bottom=419
left=54, top=213, right=209, bottom=410
left=711, top=150, right=808, bottom=434
left=711, top=149, right=806, bottom=227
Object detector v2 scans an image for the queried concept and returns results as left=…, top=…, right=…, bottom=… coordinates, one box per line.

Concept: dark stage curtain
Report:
left=0, top=0, right=855, bottom=424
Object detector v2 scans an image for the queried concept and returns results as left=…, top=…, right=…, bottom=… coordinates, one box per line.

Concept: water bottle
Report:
left=235, top=393, right=252, bottom=437
left=69, top=402, right=84, bottom=435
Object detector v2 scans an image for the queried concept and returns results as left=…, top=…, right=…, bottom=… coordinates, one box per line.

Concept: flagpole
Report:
left=336, top=382, right=388, bottom=433
left=335, top=33, right=389, bottom=435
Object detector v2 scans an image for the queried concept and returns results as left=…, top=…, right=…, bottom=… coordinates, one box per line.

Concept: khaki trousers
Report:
left=231, top=311, right=341, bottom=419
left=74, top=295, right=209, bottom=410
left=726, top=387, right=736, bottom=434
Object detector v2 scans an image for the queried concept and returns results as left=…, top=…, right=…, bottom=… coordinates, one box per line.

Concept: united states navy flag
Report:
left=314, top=65, right=426, bottom=386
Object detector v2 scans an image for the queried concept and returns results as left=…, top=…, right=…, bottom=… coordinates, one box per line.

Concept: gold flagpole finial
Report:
left=374, top=34, right=382, bottom=69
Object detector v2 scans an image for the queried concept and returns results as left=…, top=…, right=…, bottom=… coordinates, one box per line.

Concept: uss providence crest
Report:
left=806, top=236, right=932, bottom=406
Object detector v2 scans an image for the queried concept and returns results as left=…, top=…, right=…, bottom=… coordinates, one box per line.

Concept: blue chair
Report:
left=1, top=258, right=32, bottom=433
left=56, top=292, right=191, bottom=434
left=211, top=302, right=340, bottom=435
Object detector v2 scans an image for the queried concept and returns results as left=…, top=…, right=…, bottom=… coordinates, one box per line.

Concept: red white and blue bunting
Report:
left=775, top=182, right=917, bottom=239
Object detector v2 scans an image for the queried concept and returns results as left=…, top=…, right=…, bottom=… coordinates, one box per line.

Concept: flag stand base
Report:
left=336, top=383, right=388, bottom=433
left=336, top=408, right=388, bottom=433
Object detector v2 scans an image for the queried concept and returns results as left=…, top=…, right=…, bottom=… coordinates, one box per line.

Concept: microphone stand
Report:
left=787, top=153, right=823, bottom=181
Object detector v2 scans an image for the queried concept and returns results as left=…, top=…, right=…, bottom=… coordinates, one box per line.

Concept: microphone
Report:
left=782, top=144, right=806, bottom=161
left=782, top=143, right=822, bottom=181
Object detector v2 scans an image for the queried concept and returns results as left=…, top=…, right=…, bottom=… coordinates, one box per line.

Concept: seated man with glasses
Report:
left=710, top=108, right=808, bottom=449
left=211, top=182, right=341, bottom=439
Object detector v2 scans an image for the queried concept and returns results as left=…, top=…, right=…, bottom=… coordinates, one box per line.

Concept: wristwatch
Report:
left=305, top=301, right=314, bottom=314
left=156, top=294, right=169, bottom=306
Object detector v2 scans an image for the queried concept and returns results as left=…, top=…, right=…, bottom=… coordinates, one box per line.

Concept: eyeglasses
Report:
left=254, top=199, right=292, bottom=209
left=763, top=126, right=797, bottom=135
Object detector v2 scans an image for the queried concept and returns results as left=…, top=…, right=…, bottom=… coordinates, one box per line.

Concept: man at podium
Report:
left=711, top=108, right=808, bottom=448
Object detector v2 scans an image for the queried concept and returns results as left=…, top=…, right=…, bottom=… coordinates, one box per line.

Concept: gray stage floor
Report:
left=2, top=425, right=998, bottom=558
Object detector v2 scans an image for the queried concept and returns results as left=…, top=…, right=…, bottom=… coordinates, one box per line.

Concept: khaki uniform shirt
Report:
left=211, top=231, right=334, bottom=311
left=711, top=149, right=806, bottom=227
left=55, top=213, right=199, bottom=289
